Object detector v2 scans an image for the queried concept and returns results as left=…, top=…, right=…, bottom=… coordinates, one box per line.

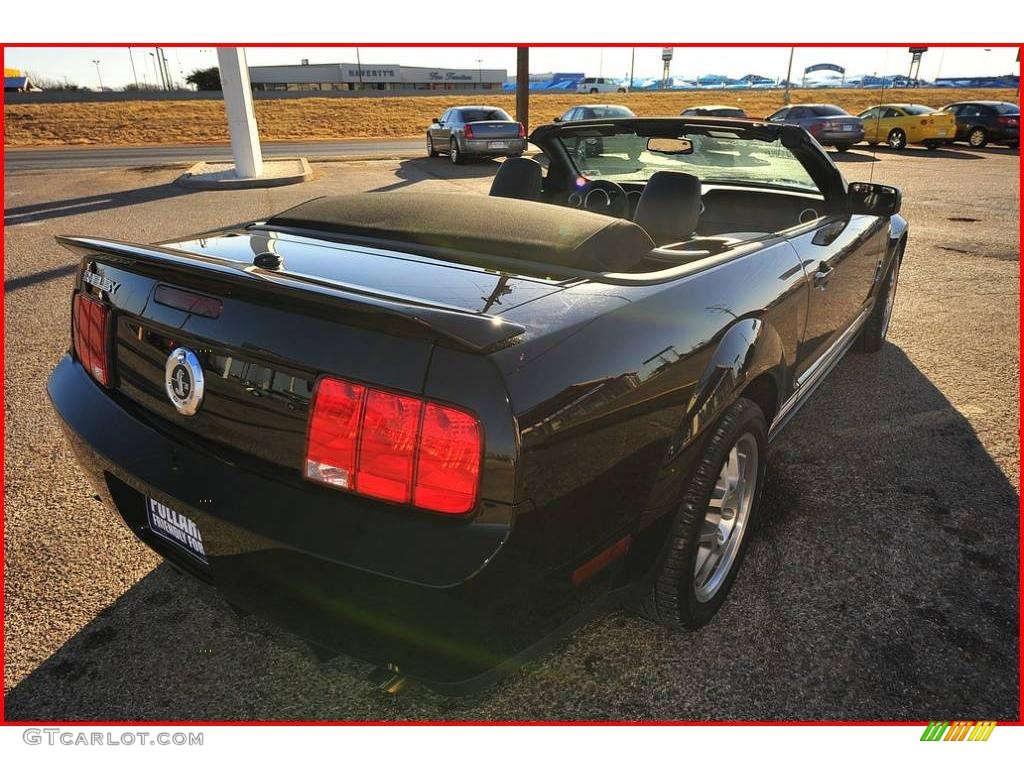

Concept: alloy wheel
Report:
left=969, top=128, right=986, bottom=147
left=694, top=433, right=759, bottom=603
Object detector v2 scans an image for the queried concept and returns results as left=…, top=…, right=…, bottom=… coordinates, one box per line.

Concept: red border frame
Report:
left=0, top=42, right=1021, bottom=728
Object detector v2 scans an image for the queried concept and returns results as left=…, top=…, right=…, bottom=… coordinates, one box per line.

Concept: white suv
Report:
left=576, top=77, right=627, bottom=94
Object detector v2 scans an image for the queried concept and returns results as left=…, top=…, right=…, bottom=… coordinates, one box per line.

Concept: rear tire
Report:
left=589, top=88, right=599, bottom=94
left=638, top=398, right=768, bottom=630
left=450, top=139, right=466, bottom=165
left=854, top=244, right=903, bottom=353
left=427, top=133, right=439, bottom=158
left=923, top=141, right=939, bottom=150
left=968, top=127, right=988, bottom=148
left=887, top=128, right=908, bottom=150
left=833, top=143, right=853, bottom=152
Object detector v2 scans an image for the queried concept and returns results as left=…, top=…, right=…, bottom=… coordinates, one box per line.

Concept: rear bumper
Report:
left=819, top=129, right=864, bottom=145
left=46, top=355, right=591, bottom=687
left=990, top=126, right=1019, bottom=143
left=908, top=125, right=955, bottom=142
left=460, top=137, right=527, bottom=155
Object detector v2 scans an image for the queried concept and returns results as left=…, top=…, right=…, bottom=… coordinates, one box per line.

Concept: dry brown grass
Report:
left=4, top=88, right=1017, bottom=147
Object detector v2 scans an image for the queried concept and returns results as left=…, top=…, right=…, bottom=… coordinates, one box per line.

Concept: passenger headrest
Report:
left=632, top=171, right=702, bottom=246
left=489, top=157, right=543, bottom=202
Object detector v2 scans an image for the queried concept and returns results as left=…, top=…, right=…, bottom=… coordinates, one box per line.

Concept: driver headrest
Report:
left=633, top=171, right=702, bottom=246
left=489, top=157, right=543, bottom=202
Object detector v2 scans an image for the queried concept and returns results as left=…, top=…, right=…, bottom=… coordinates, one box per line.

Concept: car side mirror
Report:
left=848, top=182, right=902, bottom=216
left=434, top=117, right=442, bottom=125
left=553, top=116, right=562, bottom=122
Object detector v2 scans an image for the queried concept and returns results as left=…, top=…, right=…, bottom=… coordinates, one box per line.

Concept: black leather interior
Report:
left=632, top=171, right=702, bottom=246
left=489, top=157, right=544, bottom=202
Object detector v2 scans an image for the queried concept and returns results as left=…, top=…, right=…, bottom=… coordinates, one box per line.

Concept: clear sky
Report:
left=5, top=46, right=1019, bottom=90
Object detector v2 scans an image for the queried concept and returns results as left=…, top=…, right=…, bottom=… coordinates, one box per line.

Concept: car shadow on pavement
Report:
left=827, top=150, right=880, bottom=163
left=3, top=344, right=1019, bottom=721
left=861, top=146, right=987, bottom=160
left=4, top=181, right=204, bottom=226
left=367, top=156, right=503, bottom=193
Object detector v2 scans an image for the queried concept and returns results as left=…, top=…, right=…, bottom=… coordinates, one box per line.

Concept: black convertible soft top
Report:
left=265, top=192, right=655, bottom=272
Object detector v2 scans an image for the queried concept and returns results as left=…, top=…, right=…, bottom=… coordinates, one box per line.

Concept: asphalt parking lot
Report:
left=3, top=144, right=1020, bottom=721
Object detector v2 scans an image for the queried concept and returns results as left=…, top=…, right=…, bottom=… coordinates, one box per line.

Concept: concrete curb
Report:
left=176, top=157, right=313, bottom=189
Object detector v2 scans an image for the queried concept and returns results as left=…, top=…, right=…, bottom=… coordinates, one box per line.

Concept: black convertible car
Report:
left=48, top=117, right=907, bottom=692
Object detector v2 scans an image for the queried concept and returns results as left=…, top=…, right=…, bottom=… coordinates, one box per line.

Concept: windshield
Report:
left=560, top=130, right=820, bottom=193
left=901, top=104, right=934, bottom=115
left=461, top=108, right=511, bottom=122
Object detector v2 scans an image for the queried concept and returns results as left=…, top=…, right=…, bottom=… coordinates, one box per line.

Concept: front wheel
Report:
left=426, top=133, right=439, bottom=157
left=833, top=143, right=853, bottom=152
left=854, top=245, right=903, bottom=353
left=589, top=88, right=599, bottom=94
left=968, top=127, right=988, bottom=148
left=923, top=141, right=939, bottom=150
left=887, top=128, right=908, bottom=150
left=638, top=397, right=768, bottom=629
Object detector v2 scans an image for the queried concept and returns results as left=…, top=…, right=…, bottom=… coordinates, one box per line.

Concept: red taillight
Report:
left=357, top=389, right=422, bottom=504
left=516, top=122, right=526, bottom=138
left=305, top=376, right=482, bottom=515
left=305, top=378, right=366, bottom=490
left=413, top=403, right=481, bottom=514
left=997, top=115, right=1018, bottom=126
left=72, top=292, right=111, bottom=386
left=463, top=124, right=475, bottom=139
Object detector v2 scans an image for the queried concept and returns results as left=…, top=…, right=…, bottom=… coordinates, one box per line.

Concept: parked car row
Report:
left=426, top=100, right=1018, bottom=163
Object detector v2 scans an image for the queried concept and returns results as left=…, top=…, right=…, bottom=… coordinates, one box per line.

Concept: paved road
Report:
left=4, top=138, right=426, bottom=171
left=3, top=148, right=1019, bottom=721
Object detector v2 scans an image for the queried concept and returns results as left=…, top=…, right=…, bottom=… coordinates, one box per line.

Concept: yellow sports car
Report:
left=858, top=103, right=957, bottom=150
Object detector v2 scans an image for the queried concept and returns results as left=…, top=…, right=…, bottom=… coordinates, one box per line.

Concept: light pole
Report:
left=149, top=52, right=159, bottom=89
left=783, top=47, right=794, bottom=105
left=127, top=49, right=139, bottom=90
left=476, top=58, right=483, bottom=89
left=91, top=59, right=103, bottom=91
left=629, top=47, right=635, bottom=91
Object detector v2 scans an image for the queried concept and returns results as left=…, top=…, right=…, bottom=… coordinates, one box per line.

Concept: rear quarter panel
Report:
left=494, top=238, right=809, bottom=571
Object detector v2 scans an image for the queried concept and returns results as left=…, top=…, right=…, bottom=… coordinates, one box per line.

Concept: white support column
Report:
left=216, top=47, right=263, bottom=179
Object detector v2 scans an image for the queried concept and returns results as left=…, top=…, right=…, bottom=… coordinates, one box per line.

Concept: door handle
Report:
left=813, top=262, right=834, bottom=290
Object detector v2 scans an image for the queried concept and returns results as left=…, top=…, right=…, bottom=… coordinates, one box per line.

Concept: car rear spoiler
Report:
left=56, top=236, right=527, bottom=353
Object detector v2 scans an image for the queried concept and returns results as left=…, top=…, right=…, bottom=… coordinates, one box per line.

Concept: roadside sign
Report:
left=662, top=48, right=674, bottom=62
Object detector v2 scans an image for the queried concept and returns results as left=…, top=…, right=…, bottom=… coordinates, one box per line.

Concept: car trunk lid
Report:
left=58, top=232, right=557, bottom=473
left=465, top=121, right=523, bottom=139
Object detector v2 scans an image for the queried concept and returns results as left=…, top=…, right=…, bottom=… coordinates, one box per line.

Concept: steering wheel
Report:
left=567, top=179, right=630, bottom=219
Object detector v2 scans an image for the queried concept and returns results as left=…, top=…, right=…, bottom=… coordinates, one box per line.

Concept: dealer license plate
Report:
left=488, top=141, right=509, bottom=149
left=842, top=125, right=854, bottom=132
left=937, top=129, right=948, bottom=136
left=146, top=497, right=208, bottom=564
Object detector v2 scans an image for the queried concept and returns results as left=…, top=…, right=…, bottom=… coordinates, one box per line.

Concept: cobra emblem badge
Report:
left=165, top=348, right=205, bottom=416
